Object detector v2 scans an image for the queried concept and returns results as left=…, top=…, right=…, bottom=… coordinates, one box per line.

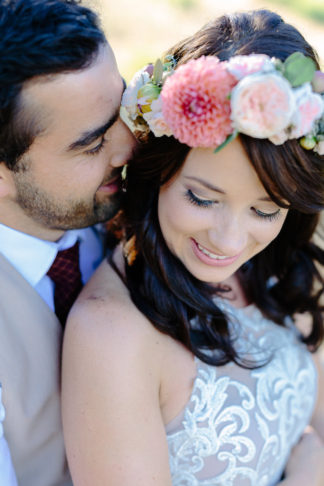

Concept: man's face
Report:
left=7, top=43, right=135, bottom=240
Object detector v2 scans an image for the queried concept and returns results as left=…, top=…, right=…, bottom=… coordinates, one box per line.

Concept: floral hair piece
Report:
left=121, top=52, right=324, bottom=154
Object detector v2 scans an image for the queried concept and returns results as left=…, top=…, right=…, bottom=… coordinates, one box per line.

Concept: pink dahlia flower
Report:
left=231, top=72, right=295, bottom=138
left=161, top=56, right=237, bottom=148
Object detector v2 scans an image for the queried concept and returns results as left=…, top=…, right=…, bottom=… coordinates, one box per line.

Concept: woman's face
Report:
left=158, top=138, right=289, bottom=284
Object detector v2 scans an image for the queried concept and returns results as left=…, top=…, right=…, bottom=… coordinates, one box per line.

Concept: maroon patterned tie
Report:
left=47, top=241, right=83, bottom=325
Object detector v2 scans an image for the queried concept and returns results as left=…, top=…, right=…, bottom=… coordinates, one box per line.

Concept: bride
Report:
left=62, top=9, right=324, bottom=485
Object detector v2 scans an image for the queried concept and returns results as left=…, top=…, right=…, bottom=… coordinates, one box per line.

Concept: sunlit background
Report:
left=92, top=0, right=323, bottom=81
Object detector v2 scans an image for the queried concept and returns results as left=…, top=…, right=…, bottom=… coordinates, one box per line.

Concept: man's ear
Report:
left=0, top=162, right=16, bottom=198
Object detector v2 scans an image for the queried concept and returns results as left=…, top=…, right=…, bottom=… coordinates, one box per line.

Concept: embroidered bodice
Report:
left=166, top=303, right=317, bottom=485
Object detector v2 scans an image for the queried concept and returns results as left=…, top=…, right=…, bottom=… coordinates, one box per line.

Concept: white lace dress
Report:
left=166, top=303, right=317, bottom=486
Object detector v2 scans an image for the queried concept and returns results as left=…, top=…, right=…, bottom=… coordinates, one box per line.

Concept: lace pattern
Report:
left=166, top=305, right=317, bottom=485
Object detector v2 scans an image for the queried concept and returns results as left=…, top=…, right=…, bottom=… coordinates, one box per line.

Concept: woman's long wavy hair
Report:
left=114, top=10, right=324, bottom=367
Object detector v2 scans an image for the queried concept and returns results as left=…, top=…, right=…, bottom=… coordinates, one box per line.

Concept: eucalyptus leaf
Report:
left=153, top=59, right=164, bottom=85
left=214, top=131, right=238, bottom=153
left=283, top=52, right=316, bottom=87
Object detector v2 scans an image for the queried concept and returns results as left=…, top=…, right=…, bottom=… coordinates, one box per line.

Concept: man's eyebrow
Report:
left=67, top=110, right=119, bottom=152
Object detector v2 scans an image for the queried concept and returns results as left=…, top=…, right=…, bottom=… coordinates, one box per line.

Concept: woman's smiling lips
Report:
left=191, top=238, right=242, bottom=266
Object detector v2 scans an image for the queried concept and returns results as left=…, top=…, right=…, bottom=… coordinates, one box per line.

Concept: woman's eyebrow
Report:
left=184, top=176, right=225, bottom=194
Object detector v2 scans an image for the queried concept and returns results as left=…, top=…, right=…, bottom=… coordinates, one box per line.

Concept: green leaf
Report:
left=283, top=52, right=316, bottom=87
left=214, top=131, right=238, bottom=153
left=153, top=59, right=164, bottom=85
left=273, top=58, right=284, bottom=74
left=137, top=82, right=160, bottom=102
left=164, top=54, right=177, bottom=70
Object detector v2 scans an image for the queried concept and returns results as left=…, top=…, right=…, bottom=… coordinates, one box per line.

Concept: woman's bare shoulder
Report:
left=64, top=247, right=162, bottom=362
left=78, top=245, right=129, bottom=303
left=62, top=251, right=173, bottom=486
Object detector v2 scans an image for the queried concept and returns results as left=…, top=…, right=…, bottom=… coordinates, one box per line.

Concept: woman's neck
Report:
left=215, top=274, right=250, bottom=309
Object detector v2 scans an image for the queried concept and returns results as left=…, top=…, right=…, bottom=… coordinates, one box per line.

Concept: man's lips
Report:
left=98, top=175, right=121, bottom=194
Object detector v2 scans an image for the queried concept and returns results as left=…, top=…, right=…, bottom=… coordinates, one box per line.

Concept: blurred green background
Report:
left=90, top=0, right=324, bottom=81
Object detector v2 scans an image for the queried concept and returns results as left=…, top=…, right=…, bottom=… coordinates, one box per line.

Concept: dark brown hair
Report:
left=0, top=0, right=105, bottom=170
left=116, top=10, right=324, bottom=367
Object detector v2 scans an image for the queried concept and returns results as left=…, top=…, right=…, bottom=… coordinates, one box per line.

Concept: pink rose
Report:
left=231, top=72, right=295, bottom=138
left=289, top=84, right=324, bottom=138
left=226, top=54, right=274, bottom=80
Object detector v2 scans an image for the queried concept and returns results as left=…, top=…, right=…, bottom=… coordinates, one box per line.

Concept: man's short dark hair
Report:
left=0, top=0, right=106, bottom=169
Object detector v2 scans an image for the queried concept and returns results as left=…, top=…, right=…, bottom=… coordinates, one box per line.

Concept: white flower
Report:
left=231, top=72, right=295, bottom=138
left=312, top=71, right=324, bottom=93
left=269, top=130, right=289, bottom=145
left=142, top=96, right=172, bottom=137
left=121, top=67, right=151, bottom=119
left=314, top=140, right=324, bottom=155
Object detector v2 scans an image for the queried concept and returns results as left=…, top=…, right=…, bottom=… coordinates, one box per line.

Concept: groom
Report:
left=0, top=0, right=135, bottom=484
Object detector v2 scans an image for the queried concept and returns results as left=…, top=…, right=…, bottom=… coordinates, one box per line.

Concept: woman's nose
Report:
left=207, top=217, right=248, bottom=257
left=109, top=119, right=137, bottom=168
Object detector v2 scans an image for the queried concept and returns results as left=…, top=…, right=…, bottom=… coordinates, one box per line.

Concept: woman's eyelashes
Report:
left=185, top=189, right=281, bottom=221
left=185, top=189, right=215, bottom=207
left=253, top=207, right=281, bottom=221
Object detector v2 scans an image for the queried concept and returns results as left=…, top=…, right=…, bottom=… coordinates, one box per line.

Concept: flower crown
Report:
left=121, top=52, right=324, bottom=154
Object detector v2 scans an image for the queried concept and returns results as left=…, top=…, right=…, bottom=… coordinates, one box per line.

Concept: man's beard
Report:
left=13, top=172, right=123, bottom=230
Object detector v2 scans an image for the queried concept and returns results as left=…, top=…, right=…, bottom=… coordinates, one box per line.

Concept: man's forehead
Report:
left=21, top=42, right=120, bottom=103
left=19, top=54, right=123, bottom=141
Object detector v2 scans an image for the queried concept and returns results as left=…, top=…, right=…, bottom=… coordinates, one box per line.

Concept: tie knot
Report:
left=47, top=241, right=83, bottom=325
left=47, top=241, right=81, bottom=283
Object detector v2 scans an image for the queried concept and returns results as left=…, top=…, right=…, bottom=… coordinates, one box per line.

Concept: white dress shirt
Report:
left=0, top=223, right=104, bottom=484
left=0, top=223, right=103, bottom=310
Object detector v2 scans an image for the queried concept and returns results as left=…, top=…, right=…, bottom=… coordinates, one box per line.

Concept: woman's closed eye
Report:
left=185, top=188, right=282, bottom=223
left=253, top=207, right=281, bottom=221
left=185, top=189, right=217, bottom=208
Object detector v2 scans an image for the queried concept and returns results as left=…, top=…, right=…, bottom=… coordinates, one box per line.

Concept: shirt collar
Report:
left=0, top=224, right=85, bottom=288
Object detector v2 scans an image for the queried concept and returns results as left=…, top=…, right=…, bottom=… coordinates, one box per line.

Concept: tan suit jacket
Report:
left=0, top=253, right=72, bottom=485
